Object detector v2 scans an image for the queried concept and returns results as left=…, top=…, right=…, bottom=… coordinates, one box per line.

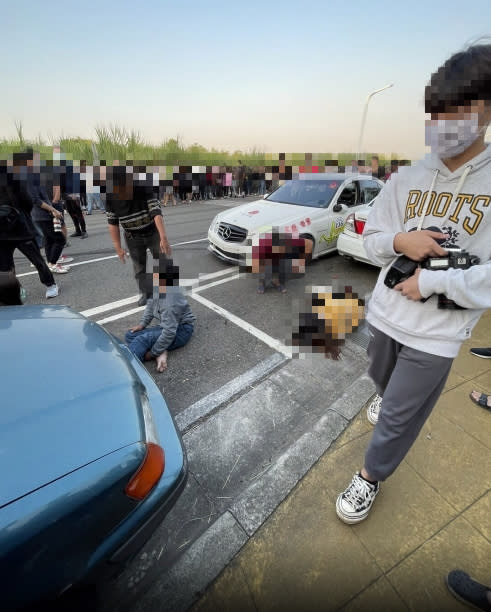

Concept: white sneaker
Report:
left=367, top=394, right=382, bottom=425
left=57, top=255, right=74, bottom=264
left=336, top=472, right=379, bottom=524
left=48, top=263, right=70, bottom=274
left=46, top=284, right=59, bottom=298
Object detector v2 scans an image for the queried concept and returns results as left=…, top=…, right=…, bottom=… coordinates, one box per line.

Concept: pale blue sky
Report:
left=1, top=0, right=490, bottom=158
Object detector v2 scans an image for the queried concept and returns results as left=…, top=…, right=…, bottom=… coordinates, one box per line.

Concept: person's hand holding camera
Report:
left=393, top=230, right=448, bottom=261
left=394, top=268, right=422, bottom=301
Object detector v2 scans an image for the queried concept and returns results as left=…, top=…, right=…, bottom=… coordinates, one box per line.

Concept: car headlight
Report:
left=125, top=391, right=165, bottom=501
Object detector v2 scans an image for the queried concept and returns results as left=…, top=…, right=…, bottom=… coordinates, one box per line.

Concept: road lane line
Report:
left=81, top=268, right=238, bottom=318
left=172, top=238, right=208, bottom=246
left=192, top=273, right=241, bottom=292
left=188, top=293, right=292, bottom=358
left=17, top=255, right=119, bottom=277
left=81, top=295, right=140, bottom=317
left=96, top=306, right=145, bottom=325
left=16, top=237, right=209, bottom=278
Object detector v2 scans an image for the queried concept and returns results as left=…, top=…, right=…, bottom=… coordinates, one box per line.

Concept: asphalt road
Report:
left=14, top=197, right=380, bottom=609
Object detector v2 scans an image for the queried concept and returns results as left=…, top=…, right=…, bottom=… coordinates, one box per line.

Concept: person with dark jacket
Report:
left=27, top=153, right=69, bottom=274
left=62, top=162, right=87, bottom=238
left=0, top=153, right=59, bottom=299
left=106, top=166, right=172, bottom=306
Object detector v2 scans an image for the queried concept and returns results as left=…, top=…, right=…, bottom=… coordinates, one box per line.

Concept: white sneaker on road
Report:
left=57, top=255, right=74, bottom=264
left=48, top=263, right=70, bottom=274
left=46, top=284, right=59, bottom=298
left=367, top=394, right=382, bottom=425
left=336, top=472, right=379, bottom=524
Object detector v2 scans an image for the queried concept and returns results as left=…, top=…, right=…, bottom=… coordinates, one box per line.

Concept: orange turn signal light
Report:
left=125, top=442, right=165, bottom=501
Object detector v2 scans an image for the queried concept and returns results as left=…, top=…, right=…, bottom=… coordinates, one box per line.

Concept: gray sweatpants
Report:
left=364, top=325, right=453, bottom=482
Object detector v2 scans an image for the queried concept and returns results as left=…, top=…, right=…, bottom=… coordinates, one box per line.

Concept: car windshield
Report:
left=266, top=179, right=342, bottom=208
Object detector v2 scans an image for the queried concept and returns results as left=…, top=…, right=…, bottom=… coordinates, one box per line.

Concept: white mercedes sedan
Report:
left=207, top=173, right=384, bottom=264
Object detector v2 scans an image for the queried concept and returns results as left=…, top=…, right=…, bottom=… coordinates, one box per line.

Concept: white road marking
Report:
left=189, top=293, right=292, bottom=358
left=172, top=238, right=208, bottom=246
left=97, top=306, right=145, bottom=325
left=85, top=270, right=290, bottom=360
left=192, top=273, right=241, bottom=292
left=17, top=255, right=118, bottom=277
left=81, top=295, right=141, bottom=318
left=16, top=237, right=209, bottom=278
left=80, top=267, right=238, bottom=318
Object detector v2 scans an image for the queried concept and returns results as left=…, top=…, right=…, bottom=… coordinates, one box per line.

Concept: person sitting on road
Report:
left=125, top=256, right=196, bottom=372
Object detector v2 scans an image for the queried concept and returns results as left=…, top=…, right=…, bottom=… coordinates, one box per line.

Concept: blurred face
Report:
left=425, top=99, right=491, bottom=158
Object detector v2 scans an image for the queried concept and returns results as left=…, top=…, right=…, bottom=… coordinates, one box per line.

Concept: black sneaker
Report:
left=137, top=294, right=147, bottom=306
left=70, top=231, right=82, bottom=237
left=336, top=472, right=379, bottom=524
left=470, top=347, right=491, bottom=359
left=446, top=570, right=491, bottom=611
left=80, top=232, right=88, bottom=239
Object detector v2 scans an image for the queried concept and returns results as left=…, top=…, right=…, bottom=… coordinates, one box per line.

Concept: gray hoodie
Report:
left=140, top=287, right=196, bottom=357
left=363, top=144, right=491, bottom=358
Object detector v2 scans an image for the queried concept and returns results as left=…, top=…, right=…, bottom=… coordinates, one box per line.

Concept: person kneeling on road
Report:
left=125, top=257, right=196, bottom=372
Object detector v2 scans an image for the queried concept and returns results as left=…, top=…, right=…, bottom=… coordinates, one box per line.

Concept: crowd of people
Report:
left=1, top=40, right=491, bottom=611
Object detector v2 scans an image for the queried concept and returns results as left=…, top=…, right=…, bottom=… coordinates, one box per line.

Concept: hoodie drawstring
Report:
left=417, top=165, right=473, bottom=231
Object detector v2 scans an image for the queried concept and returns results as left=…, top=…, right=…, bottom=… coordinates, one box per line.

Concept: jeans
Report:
left=125, top=322, right=194, bottom=361
left=86, top=192, right=105, bottom=213
left=260, top=259, right=288, bottom=286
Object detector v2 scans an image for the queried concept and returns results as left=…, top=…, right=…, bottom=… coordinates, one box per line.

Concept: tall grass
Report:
left=0, top=122, right=405, bottom=166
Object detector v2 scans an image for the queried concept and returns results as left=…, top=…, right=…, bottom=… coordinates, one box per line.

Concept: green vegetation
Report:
left=0, top=123, right=405, bottom=166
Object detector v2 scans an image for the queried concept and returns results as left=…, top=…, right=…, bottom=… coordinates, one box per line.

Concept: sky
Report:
left=1, top=0, right=491, bottom=160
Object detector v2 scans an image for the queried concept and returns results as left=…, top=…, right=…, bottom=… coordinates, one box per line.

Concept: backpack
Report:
left=0, top=199, right=31, bottom=241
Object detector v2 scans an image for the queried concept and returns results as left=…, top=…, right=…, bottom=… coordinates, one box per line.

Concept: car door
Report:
left=316, top=181, right=360, bottom=252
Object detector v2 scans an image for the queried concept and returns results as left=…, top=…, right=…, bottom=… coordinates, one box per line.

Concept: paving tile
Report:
left=450, top=342, right=491, bottom=380
left=463, top=490, right=491, bottom=542
left=405, top=411, right=491, bottom=512
left=192, top=558, right=257, bottom=612
left=387, top=517, right=491, bottom=611
left=442, top=368, right=467, bottom=393
left=330, top=410, right=373, bottom=452
left=435, top=374, right=491, bottom=451
left=233, top=470, right=382, bottom=611
left=316, top=435, right=457, bottom=573
left=340, top=576, right=407, bottom=612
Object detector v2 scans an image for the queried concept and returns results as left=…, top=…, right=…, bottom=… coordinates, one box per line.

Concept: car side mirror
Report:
left=333, top=203, right=342, bottom=212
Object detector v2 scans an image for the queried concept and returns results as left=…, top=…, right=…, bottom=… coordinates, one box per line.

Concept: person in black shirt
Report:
left=0, top=152, right=58, bottom=300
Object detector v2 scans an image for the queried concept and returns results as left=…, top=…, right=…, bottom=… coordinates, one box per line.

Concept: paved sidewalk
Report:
left=193, top=312, right=491, bottom=611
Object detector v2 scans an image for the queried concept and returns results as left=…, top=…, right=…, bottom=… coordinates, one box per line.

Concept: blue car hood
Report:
left=0, top=306, right=145, bottom=507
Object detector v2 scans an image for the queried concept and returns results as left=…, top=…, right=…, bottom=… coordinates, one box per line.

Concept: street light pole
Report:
left=357, top=83, right=394, bottom=162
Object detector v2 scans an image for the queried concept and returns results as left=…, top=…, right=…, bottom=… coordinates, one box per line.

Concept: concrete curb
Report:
left=134, top=370, right=376, bottom=612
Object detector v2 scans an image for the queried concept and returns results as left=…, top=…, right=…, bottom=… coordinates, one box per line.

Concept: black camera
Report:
left=384, top=249, right=479, bottom=309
